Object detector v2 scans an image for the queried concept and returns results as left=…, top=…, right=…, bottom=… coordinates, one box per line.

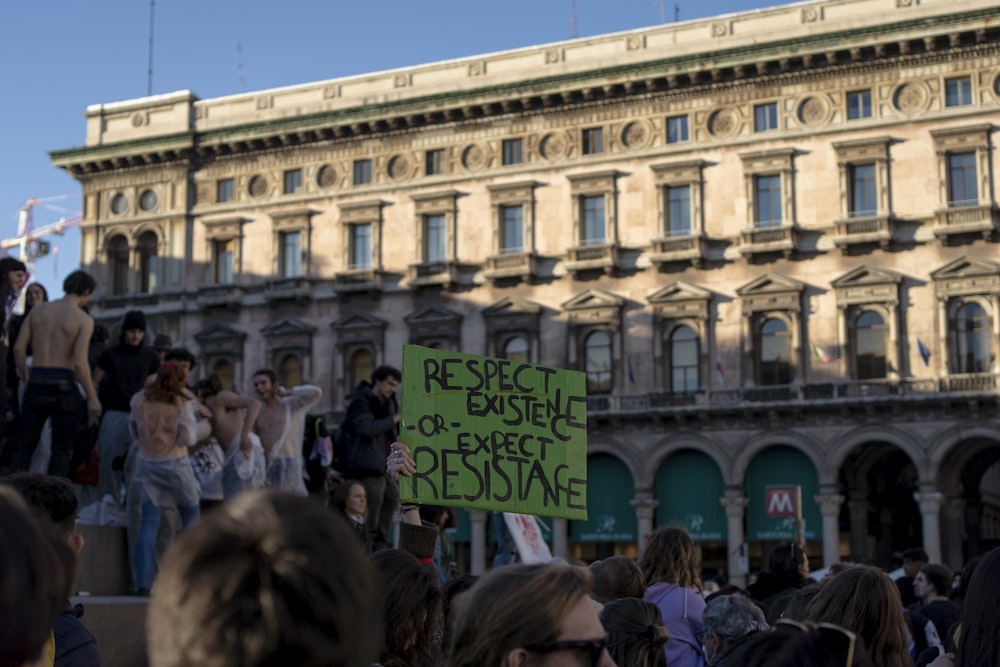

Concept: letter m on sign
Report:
left=765, top=485, right=800, bottom=519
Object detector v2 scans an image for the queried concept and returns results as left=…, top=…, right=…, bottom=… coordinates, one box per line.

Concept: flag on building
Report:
left=714, top=352, right=725, bottom=385
left=917, top=338, right=931, bottom=366
left=627, top=355, right=636, bottom=383
left=813, top=344, right=838, bottom=363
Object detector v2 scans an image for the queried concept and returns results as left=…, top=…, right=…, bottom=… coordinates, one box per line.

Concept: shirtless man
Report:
left=10, top=270, right=100, bottom=478
left=194, top=374, right=265, bottom=498
left=252, top=369, right=321, bottom=496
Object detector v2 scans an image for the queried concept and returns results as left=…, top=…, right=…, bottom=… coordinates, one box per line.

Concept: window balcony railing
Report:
left=649, top=234, right=708, bottom=268
left=581, top=376, right=994, bottom=418
left=484, top=250, right=538, bottom=283
left=833, top=214, right=895, bottom=251
left=932, top=204, right=1000, bottom=242
left=407, top=260, right=458, bottom=288
left=196, top=284, right=243, bottom=311
left=264, top=277, right=312, bottom=304
left=739, top=223, right=800, bottom=259
left=564, top=242, right=620, bottom=275
left=333, top=268, right=385, bottom=294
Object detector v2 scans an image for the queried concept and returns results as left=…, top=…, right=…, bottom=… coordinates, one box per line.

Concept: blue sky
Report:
left=0, top=0, right=793, bottom=291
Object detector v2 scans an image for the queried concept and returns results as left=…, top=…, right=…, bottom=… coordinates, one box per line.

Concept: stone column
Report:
left=914, top=489, right=944, bottom=564
left=847, top=493, right=869, bottom=562
left=552, top=519, right=569, bottom=559
left=469, top=510, right=488, bottom=575
left=720, top=493, right=749, bottom=588
left=630, top=492, right=659, bottom=559
left=814, top=492, right=845, bottom=568
left=942, top=497, right=965, bottom=570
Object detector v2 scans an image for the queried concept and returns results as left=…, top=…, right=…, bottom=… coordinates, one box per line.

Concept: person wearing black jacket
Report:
left=340, top=365, right=400, bottom=552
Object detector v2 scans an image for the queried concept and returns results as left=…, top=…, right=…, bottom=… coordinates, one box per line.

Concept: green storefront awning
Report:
left=745, top=445, right=820, bottom=541
left=655, top=449, right=727, bottom=541
left=570, top=453, right=637, bottom=542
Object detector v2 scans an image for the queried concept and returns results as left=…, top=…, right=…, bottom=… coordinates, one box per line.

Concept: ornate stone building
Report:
left=53, top=0, right=1000, bottom=580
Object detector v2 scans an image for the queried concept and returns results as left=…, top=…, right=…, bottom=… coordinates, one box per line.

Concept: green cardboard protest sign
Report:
left=399, top=345, right=589, bottom=520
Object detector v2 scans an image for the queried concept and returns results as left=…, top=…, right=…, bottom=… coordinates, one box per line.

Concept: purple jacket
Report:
left=644, top=581, right=706, bottom=667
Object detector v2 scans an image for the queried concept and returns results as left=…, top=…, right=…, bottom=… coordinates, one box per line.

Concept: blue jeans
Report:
left=133, top=496, right=199, bottom=591
left=97, top=410, right=133, bottom=504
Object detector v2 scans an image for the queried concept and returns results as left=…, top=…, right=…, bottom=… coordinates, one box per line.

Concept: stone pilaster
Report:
left=913, top=489, right=944, bottom=564
left=630, top=492, right=659, bottom=559
left=814, top=492, right=845, bottom=568
left=720, top=493, right=749, bottom=587
left=469, top=510, right=488, bottom=575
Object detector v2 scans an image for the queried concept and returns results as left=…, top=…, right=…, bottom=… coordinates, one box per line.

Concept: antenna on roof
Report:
left=237, top=42, right=246, bottom=92
left=570, top=0, right=577, bottom=38
left=147, top=0, right=155, bottom=96
left=675, top=3, right=681, bottom=22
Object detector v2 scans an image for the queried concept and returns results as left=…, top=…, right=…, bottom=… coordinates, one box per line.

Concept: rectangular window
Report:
left=216, top=178, right=234, bottom=203
left=425, top=149, right=444, bottom=176
left=945, top=77, right=973, bottom=107
left=664, top=185, right=692, bottom=236
left=353, top=159, right=372, bottom=186
left=279, top=231, right=301, bottom=278
left=580, top=195, right=606, bottom=244
left=846, top=90, right=872, bottom=120
left=947, top=152, right=978, bottom=206
left=499, top=205, right=524, bottom=253
left=423, top=214, right=446, bottom=263
left=582, top=127, right=604, bottom=155
left=848, top=164, right=877, bottom=217
left=213, top=239, right=234, bottom=284
left=349, top=224, right=372, bottom=269
left=502, top=139, right=523, bottom=166
left=753, top=102, right=778, bottom=132
left=754, top=175, right=782, bottom=226
left=283, top=169, right=302, bottom=194
left=666, top=115, right=689, bottom=144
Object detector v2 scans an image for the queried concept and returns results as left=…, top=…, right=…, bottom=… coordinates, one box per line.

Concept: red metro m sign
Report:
left=765, top=485, right=801, bottom=519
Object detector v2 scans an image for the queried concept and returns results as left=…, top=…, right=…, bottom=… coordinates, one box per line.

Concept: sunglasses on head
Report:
left=524, top=637, right=608, bottom=667
left=774, top=619, right=857, bottom=667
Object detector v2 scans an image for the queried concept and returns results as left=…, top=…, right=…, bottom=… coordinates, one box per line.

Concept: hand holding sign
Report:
left=399, top=345, right=588, bottom=520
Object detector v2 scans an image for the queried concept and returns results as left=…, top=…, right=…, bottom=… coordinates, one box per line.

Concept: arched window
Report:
left=584, top=330, right=613, bottom=394
left=279, top=353, right=302, bottom=389
left=669, top=325, right=699, bottom=393
left=502, top=336, right=529, bottom=363
left=952, top=302, right=990, bottom=373
left=107, top=235, right=130, bottom=296
left=350, top=349, right=373, bottom=388
left=758, top=318, right=791, bottom=385
left=212, top=359, right=234, bottom=391
left=854, top=310, right=887, bottom=380
left=138, top=231, right=158, bottom=293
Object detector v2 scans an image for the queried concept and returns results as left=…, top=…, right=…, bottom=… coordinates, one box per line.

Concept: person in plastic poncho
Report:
left=193, top=374, right=265, bottom=500
left=251, top=369, right=321, bottom=496
left=130, top=362, right=202, bottom=594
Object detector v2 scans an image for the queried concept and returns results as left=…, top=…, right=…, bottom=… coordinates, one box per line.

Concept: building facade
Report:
left=53, top=0, right=1000, bottom=580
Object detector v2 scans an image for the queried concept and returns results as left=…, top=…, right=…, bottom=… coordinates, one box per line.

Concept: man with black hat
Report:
left=93, top=310, right=160, bottom=504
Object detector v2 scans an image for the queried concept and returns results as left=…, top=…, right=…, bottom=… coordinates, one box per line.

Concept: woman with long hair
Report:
left=449, top=563, right=614, bottom=667
left=130, top=362, right=201, bottom=594
left=802, top=564, right=910, bottom=667
left=640, top=527, right=706, bottom=667
left=600, top=597, right=669, bottom=667
left=953, top=546, right=1000, bottom=667
left=370, top=548, right=442, bottom=667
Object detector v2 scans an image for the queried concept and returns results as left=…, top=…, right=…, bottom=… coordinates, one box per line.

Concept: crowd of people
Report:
left=1, top=265, right=999, bottom=667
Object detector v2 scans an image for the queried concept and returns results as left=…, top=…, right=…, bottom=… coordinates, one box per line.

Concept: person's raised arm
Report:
left=217, top=391, right=261, bottom=454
